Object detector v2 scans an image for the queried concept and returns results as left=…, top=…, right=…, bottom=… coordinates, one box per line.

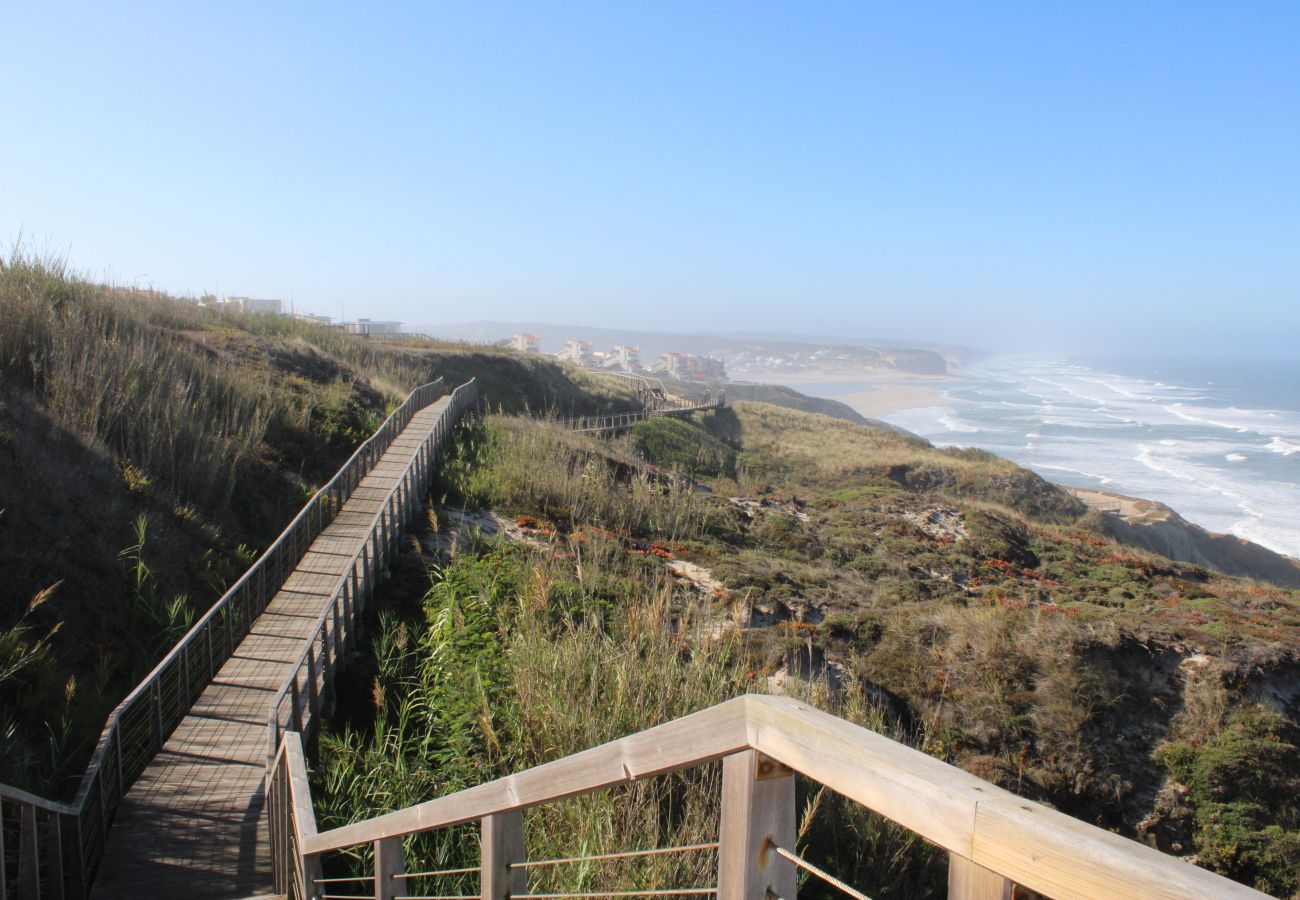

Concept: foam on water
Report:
left=1269, top=436, right=1300, bottom=457
left=874, top=354, right=1300, bottom=559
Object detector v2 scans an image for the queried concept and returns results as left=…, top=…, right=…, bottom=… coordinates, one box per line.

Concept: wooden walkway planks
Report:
left=90, top=397, right=452, bottom=899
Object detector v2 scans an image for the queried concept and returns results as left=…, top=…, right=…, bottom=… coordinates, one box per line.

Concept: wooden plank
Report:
left=307, top=698, right=751, bottom=853
left=745, top=695, right=1268, bottom=900
left=969, top=795, right=1265, bottom=900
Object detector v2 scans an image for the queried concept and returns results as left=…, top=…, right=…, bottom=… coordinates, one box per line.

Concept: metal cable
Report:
left=513, top=843, right=720, bottom=869
left=770, top=844, right=873, bottom=900
left=514, top=891, right=717, bottom=899
left=395, top=865, right=483, bottom=878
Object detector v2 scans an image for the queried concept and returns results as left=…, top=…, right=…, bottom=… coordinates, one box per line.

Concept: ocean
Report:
left=800, top=355, right=1300, bottom=560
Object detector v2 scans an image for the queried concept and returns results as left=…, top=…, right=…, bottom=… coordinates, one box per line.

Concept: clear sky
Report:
left=3, top=2, right=1298, bottom=355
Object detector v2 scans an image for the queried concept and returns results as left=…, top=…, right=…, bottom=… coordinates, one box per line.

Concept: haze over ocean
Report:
left=804, top=356, right=1300, bottom=559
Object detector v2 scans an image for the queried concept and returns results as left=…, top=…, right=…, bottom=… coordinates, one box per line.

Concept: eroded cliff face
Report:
left=1072, top=488, right=1300, bottom=589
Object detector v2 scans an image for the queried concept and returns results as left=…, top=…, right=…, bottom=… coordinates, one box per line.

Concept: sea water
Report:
left=820, top=355, right=1300, bottom=559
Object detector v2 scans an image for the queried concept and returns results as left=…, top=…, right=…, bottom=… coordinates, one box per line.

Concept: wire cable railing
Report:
left=513, top=844, right=719, bottom=870
left=264, top=694, right=1270, bottom=900
left=559, top=388, right=725, bottom=435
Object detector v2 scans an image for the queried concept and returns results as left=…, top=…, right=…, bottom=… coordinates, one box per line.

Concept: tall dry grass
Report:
left=448, top=417, right=722, bottom=541
left=0, top=251, right=273, bottom=508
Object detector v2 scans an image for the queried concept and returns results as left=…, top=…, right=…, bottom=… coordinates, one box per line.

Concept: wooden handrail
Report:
left=283, top=695, right=1267, bottom=900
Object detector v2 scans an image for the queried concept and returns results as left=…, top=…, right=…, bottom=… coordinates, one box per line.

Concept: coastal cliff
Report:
left=1070, top=488, right=1300, bottom=589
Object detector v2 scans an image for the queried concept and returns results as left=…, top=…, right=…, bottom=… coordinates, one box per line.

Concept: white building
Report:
left=224, top=296, right=285, bottom=315
left=653, top=352, right=727, bottom=381
left=339, top=318, right=402, bottom=335
left=609, top=345, right=643, bottom=372
left=558, top=339, right=595, bottom=366
left=510, top=333, right=541, bottom=353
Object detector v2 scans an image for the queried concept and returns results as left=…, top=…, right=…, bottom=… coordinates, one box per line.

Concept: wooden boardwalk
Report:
left=90, top=397, right=452, bottom=899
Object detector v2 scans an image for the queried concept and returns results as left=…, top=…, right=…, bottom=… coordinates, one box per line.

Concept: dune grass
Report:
left=311, top=408, right=1300, bottom=896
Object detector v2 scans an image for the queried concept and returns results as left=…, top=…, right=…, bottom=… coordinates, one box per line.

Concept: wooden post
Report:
left=46, top=811, right=65, bottom=900
left=374, top=836, right=406, bottom=900
left=306, top=651, right=320, bottom=727
left=947, top=854, right=1013, bottom=900
left=481, top=811, right=526, bottom=900
left=303, top=852, right=325, bottom=900
left=19, top=803, right=38, bottom=899
left=342, top=578, right=355, bottom=650
left=718, top=750, right=796, bottom=900
left=327, top=599, right=341, bottom=709
left=180, top=643, right=190, bottom=710
left=226, top=596, right=236, bottom=659
left=290, top=675, right=302, bottom=733
left=269, top=766, right=283, bottom=893
left=71, top=814, right=86, bottom=900
left=150, top=681, right=163, bottom=752
left=0, top=800, right=7, bottom=899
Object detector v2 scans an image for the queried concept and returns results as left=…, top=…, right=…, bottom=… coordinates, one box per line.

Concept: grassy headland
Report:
left=316, top=404, right=1298, bottom=896
left=1, top=252, right=1296, bottom=895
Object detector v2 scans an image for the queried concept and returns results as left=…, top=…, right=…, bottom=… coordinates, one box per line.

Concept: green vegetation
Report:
left=0, top=251, right=641, bottom=797
left=319, top=402, right=1299, bottom=897
left=4, top=250, right=1297, bottom=894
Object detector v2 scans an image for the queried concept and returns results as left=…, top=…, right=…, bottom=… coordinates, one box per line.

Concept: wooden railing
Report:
left=562, top=387, right=726, bottom=435
left=264, top=379, right=481, bottom=766
left=0, top=376, right=459, bottom=898
left=267, top=694, right=1269, bottom=900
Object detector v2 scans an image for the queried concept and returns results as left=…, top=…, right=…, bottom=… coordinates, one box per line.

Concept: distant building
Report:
left=109, top=286, right=171, bottom=303
left=225, top=296, right=285, bottom=315
left=609, top=345, right=643, bottom=372
left=510, top=333, right=541, bottom=353
left=338, top=318, right=402, bottom=335
left=558, top=339, right=595, bottom=366
left=293, top=313, right=334, bottom=325
left=654, top=352, right=726, bottom=381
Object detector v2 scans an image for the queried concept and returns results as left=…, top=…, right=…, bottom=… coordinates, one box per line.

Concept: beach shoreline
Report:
left=741, top=367, right=954, bottom=418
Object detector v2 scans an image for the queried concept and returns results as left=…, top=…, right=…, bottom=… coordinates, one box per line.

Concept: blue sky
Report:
left=3, top=2, right=1298, bottom=355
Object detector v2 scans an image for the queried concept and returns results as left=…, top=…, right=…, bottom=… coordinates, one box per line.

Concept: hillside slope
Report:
left=3, top=255, right=1297, bottom=895
left=0, top=255, right=642, bottom=796
left=314, top=402, right=1298, bottom=897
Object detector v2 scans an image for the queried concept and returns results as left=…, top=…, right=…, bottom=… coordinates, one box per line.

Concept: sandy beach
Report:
left=835, top=383, right=944, bottom=417
left=742, top=367, right=952, bottom=418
